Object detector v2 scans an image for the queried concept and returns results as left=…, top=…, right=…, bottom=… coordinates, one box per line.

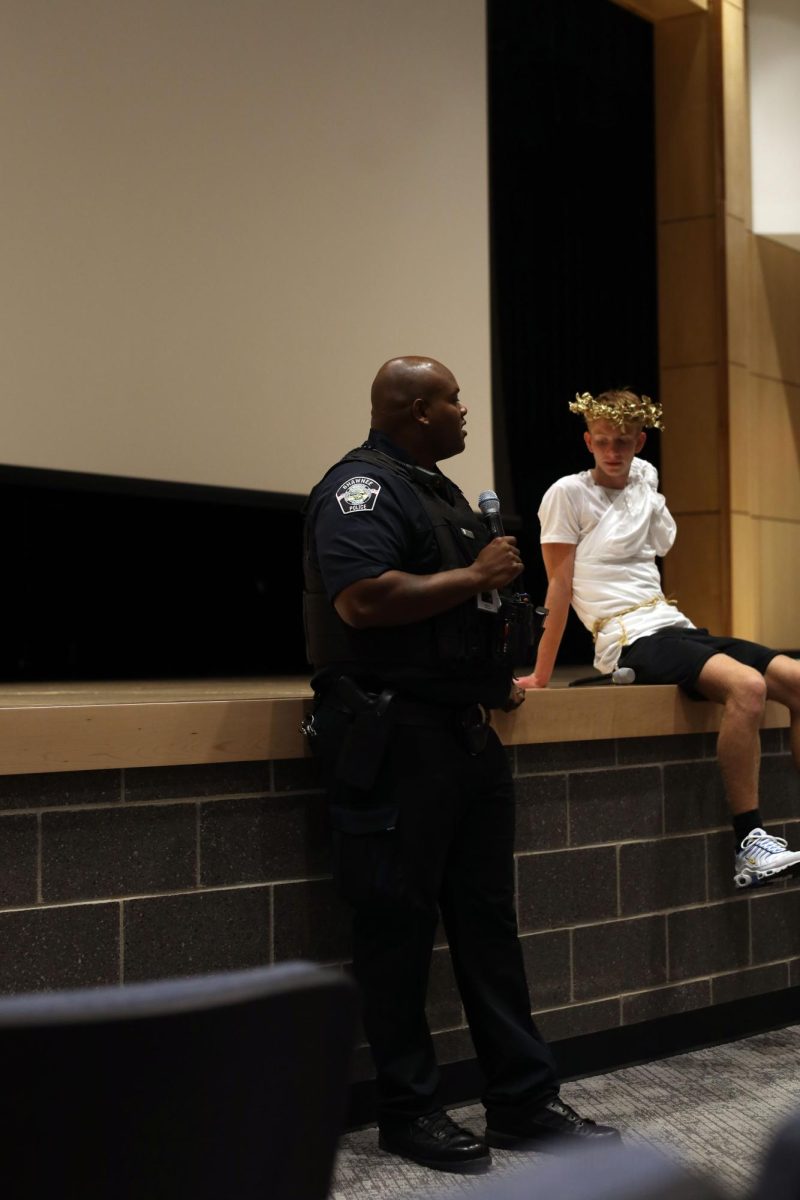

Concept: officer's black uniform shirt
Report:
left=307, top=430, right=512, bottom=708
left=308, top=430, right=442, bottom=604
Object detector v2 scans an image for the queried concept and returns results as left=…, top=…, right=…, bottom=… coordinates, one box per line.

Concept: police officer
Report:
left=303, top=357, right=618, bottom=1171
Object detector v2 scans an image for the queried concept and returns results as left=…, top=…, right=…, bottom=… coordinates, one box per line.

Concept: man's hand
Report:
left=515, top=673, right=548, bottom=690
left=470, top=536, right=523, bottom=591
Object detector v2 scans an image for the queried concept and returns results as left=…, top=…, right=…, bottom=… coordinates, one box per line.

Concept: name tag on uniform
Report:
left=460, top=527, right=475, bottom=539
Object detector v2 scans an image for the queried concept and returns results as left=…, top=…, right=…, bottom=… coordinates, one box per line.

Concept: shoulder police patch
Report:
left=336, top=476, right=381, bottom=514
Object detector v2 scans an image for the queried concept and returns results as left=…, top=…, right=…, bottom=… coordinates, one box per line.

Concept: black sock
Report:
left=733, top=809, right=762, bottom=849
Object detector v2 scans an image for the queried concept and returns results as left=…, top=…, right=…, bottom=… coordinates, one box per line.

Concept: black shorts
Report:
left=618, top=627, right=779, bottom=696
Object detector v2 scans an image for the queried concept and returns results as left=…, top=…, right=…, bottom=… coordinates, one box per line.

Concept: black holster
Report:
left=325, top=676, right=397, bottom=792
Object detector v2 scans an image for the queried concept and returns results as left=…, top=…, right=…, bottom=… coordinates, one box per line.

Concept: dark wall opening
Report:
left=489, top=0, right=660, bottom=664
left=2, top=468, right=305, bottom=681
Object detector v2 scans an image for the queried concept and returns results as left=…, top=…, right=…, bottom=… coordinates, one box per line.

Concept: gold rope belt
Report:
left=591, top=594, right=677, bottom=646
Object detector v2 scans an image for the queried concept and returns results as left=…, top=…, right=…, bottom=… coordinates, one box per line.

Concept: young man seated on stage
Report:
left=518, top=388, right=800, bottom=889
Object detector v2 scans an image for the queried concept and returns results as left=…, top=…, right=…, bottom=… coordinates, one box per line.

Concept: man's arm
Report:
left=518, top=543, right=576, bottom=688
left=334, top=536, right=523, bottom=628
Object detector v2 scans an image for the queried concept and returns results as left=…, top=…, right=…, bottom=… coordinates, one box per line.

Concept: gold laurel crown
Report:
left=569, top=391, right=665, bottom=431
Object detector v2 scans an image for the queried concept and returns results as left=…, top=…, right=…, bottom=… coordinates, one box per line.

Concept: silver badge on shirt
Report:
left=336, top=476, right=381, bottom=514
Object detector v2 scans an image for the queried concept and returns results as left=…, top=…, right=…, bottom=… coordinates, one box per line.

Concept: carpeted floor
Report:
left=331, top=1024, right=800, bottom=1199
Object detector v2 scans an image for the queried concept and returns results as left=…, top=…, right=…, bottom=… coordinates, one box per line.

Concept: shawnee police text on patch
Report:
left=336, top=477, right=381, bottom=514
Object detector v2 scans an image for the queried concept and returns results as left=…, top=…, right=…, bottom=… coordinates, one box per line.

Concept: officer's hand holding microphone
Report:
left=469, top=536, right=525, bottom=592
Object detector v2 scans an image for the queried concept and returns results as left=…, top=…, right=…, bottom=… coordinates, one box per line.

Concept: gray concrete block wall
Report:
left=0, top=761, right=311, bottom=992
left=0, top=730, right=798, bottom=1082
left=512, top=727, right=800, bottom=1046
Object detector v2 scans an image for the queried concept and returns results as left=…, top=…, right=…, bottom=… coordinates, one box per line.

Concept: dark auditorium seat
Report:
left=0, top=961, right=358, bottom=1200
left=753, top=1107, right=800, bottom=1200
left=444, top=1141, right=726, bottom=1200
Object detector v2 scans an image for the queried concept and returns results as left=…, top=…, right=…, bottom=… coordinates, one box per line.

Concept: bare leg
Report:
left=693, top=654, right=767, bottom=815
left=764, top=654, right=800, bottom=770
left=697, top=653, right=800, bottom=887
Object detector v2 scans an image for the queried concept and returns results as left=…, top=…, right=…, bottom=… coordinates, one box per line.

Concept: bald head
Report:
left=369, top=356, right=467, bottom=467
left=371, top=357, right=452, bottom=432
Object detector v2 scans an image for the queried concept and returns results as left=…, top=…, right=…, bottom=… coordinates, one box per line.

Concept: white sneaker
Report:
left=733, top=828, right=800, bottom=889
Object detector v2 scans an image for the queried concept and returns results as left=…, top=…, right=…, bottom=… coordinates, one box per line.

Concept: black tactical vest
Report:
left=303, top=447, right=508, bottom=695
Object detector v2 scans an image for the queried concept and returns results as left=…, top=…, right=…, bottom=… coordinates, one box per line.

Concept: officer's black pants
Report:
left=317, top=704, right=559, bottom=1121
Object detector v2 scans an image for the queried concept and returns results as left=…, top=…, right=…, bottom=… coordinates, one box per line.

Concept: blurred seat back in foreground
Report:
left=0, top=962, right=357, bottom=1200
left=753, top=1105, right=800, bottom=1200
left=445, top=1141, right=727, bottom=1200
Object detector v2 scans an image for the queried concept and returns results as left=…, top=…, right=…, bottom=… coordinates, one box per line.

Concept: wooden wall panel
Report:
left=751, top=237, right=800, bottom=388
left=655, top=10, right=728, bottom=634
left=752, top=377, right=800, bottom=521
left=758, top=520, right=800, bottom=648
left=654, top=15, right=714, bottom=221
left=658, top=216, right=719, bottom=366
left=659, top=365, right=720, bottom=512
left=728, top=363, right=754, bottom=515
left=726, top=214, right=749, bottom=366
left=721, top=0, right=749, bottom=222
left=730, top=512, right=759, bottom=638
left=661, top=513, right=723, bottom=630
left=720, top=0, right=753, bottom=641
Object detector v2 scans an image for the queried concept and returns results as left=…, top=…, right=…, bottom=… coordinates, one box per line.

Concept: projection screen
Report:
left=0, top=0, right=493, bottom=503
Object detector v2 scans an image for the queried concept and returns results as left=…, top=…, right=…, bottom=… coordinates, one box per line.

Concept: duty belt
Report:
left=311, top=675, right=491, bottom=778
left=331, top=674, right=488, bottom=729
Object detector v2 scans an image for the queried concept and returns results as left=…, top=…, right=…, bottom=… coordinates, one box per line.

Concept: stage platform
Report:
left=0, top=669, right=789, bottom=776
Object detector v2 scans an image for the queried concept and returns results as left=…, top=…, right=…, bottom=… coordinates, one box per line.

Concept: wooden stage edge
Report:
left=0, top=673, right=789, bottom=777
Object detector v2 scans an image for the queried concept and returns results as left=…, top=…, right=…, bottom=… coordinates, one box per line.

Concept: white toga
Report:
left=539, top=457, right=694, bottom=673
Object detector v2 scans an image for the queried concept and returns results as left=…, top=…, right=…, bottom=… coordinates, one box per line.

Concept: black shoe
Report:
left=485, top=1096, right=621, bottom=1151
left=378, top=1109, right=491, bottom=1173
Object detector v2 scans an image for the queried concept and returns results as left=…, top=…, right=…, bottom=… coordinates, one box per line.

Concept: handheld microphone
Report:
left=569, top=667, right=636, bottom=688
left=477, top=489, right=505, bottom=539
